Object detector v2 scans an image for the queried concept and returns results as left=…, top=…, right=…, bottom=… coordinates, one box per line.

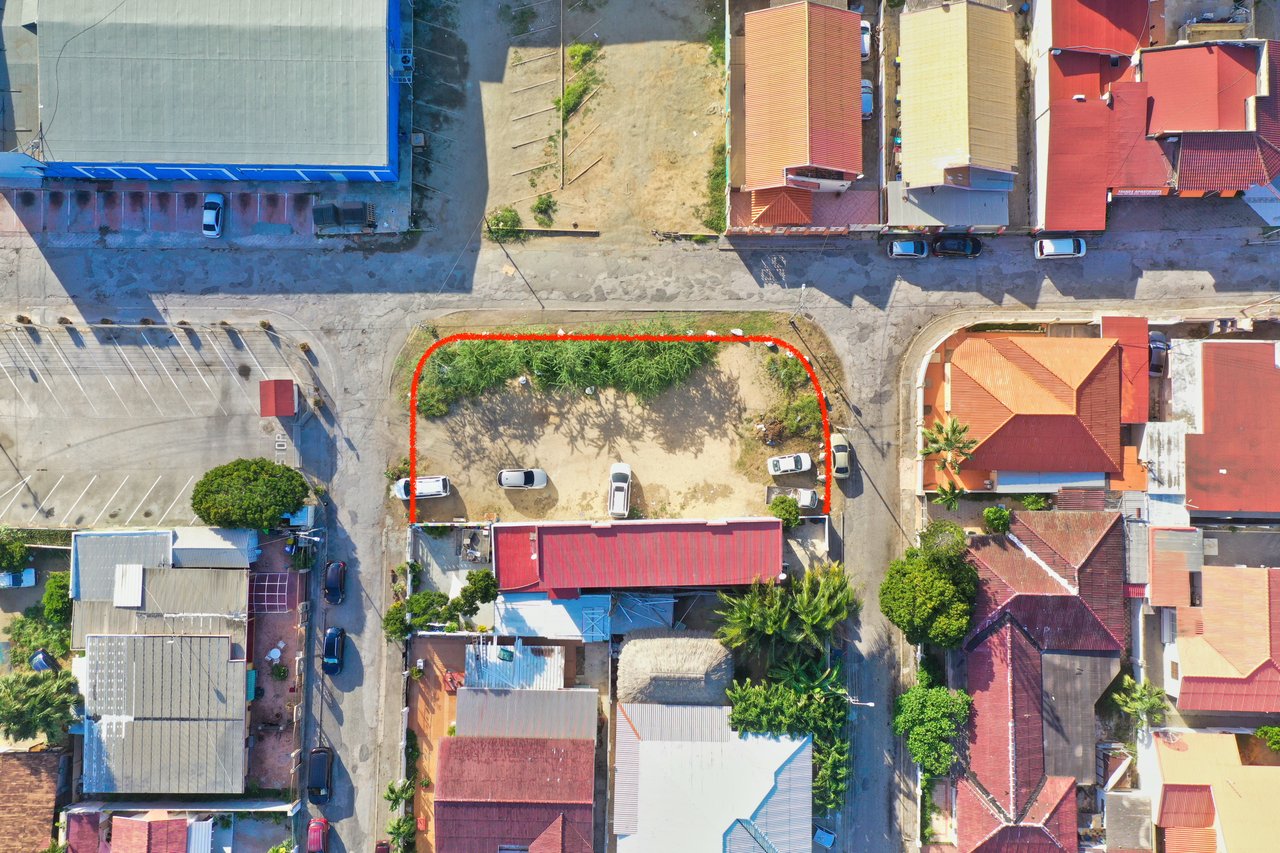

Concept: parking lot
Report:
left=0, top=323, right=305, bottom=528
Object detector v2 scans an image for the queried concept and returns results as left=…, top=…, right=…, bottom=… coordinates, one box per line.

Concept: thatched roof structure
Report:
left=615, top=629, right=734, bottom=706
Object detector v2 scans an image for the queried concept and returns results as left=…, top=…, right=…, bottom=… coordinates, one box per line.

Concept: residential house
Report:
left=729, top=1, right=866, bottom=232
left=433, top=736, right=595, bottom=853
left=493, top=518, right=783, bottom=598
left=891, top=2, right=1017, bottom=230
left=1137, top=730, right=1280, bottom=853
left=454, top=688, right=599, bottom=741
left=955, top=511, right=1125, bottom=851
left=492, top=592, right=674, bottom=641
left=65, top=808, right=221, bottom=853
left=0, top=751, right=62, bottom=853
left=613, top=703, right=812, bottom=852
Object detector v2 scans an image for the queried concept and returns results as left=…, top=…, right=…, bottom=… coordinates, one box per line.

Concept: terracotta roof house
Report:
left=734, top=1, right=861, bottom=228
left=1099, top=316, right=1150, bottom=424
left=956, top=511, right=1125, bottom=852
left=1142, top=730, right=1280, bottom=853
left=1146, top=528, right=1280, bottom=713
left=928, top=335, right=1123, bottom=491
left=0, top=751, right=62, bottom=853
left=109, top=814, right=190, bottom=853
left=433, top=736, right=595, bottom=853
left=493, top=518, right=783, bottom=598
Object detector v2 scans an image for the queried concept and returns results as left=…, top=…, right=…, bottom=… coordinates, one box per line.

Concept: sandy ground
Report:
left=409, top=342, right=828, bottom=523
left=429, top=0, right=724, bottom=241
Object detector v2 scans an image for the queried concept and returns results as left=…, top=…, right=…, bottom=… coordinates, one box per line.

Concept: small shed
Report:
left=259, top=379, right=297, bottom=418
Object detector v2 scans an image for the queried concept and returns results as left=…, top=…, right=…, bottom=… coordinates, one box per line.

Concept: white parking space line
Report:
left=169, top=331, right=229, bottom=415
left=202, top=332, right=257, bottom=407
left=125, top=475, right=163, bottom=526
left=233, top=330, right=269, bottom=379
left=0, top=477, right=29, bottom=518
left=60, top=474, right=99, bottom=525
left=73, top=339, right=132, bottom=415
left=0, top=358, right=34, bottom=415
left=6, top=332, right=68, bottom=416
left=92, top=475, right=130, bottom=528
left=27, top=474, right=64, bottom=523
left=108, top=337, right=165, bottom=415
left=158, top=474, right=195, bottom=524
left=41, top=333, right=100, bottom=416
left=139, top=330, right=197, bottom=416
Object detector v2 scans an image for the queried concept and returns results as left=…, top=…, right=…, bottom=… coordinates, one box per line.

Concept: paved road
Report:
left=3, top=222, right=1277, bottom=852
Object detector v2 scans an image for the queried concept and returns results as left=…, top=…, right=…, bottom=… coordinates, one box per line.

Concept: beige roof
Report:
left=1177, top=566, right=1273, bottom=679
left=1155, top=730, right=1280, bottom=852
left=898, top=2, right=1017, bottom=187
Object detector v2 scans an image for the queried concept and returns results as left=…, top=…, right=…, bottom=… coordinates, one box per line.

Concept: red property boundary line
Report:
left=408, top=332, right=834, bottom=522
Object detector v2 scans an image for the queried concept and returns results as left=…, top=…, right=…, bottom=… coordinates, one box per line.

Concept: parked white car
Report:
left=861, top=20, right=872, bottom=60
left=608, top=463, right=632, bottom=518
left=887, top=239, right=928, bottom=259
left=497, top=468, right=548, bottom=489
left=767, top=453, right=813, bottom=476
left=392, top=476, right=451, bottom=500
left=1033, top=237, right=1086, bottom=259
left=202, top=193, right=225, bottom=238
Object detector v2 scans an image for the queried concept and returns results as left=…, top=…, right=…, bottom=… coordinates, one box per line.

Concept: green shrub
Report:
left=893, top=672, right=973, bottom=776
left=982, top=506, right=1012, bottom=534
left=567, top=41, right=600, bottom=72
left=531, top=193, right=557, bottom=227
left=704, top=0, right=726, bottom=66
left=6, top=606, right=70, bottom=664
left=766, top=354, right=808, bottom=392
left=0, top=532, right=26, bottom=573
left=880, top=521, right=977, bottom=648
left=1019, top=493, right=1051, bottom=511
left=383, top=601, right=411, bottom=642
left=1258, top=725, right=1280, bottom=751
left=556, top=75, right=596, bottom=122
left=385, top=457, right=410, bottom=482
left=191, top=458, right=308, bottom=529
left=485, top=206, right=524, bottom=242
left=698, top=140, right=727, bottom=233
left=42, top=572, right=72, bottom=625
left=769, top=495, right=801, bottom=530
left=786, top=394, right=824, bottom=440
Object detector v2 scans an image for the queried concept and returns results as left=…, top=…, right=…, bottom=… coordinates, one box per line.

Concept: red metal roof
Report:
left=110, top=817, right=188, bottom=853
left=435, top=803, right=593, bottom=853
left=258, top=379, right=296, bottom=418
left=435, top=737, right=595, bottom=804
left=1186, top=342, right=1280, bottom=514
left=1159, top=784, right=1216, bottom=828
left=67, top=814, right=102, bottom=853
left=1143, top=44, right=1259, bottom=134
left=750, top=187, right=813, bottom=226
left=1051, top=0, right=1151, bottom=55
left=494, top=519, right=783, bottom=596
left=1100, top=317, right=1150, bottom=424
left=1163, top=826, right=1219, bottom=853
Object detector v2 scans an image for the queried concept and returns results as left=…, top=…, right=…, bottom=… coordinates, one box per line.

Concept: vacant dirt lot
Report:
left=408, top=342, right=828, bottom=523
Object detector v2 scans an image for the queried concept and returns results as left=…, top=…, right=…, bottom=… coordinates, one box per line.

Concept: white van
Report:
left=391, top=476, right=451, bottom=500
left=608, top=463, right=632, bottom=518
left=1034, top=237, right=1086, bottom=259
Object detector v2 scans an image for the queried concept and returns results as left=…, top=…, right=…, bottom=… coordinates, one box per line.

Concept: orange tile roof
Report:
left=1109, top=444, right=1148, bottom=492
left=743, top=2, right=861, bottom=190
left=944, top=336, right=1123, bottom=473
left=1100, top=317, right=1149, bottom=424
left=750, top=187, right=813, bottom=226
left=1163, top=827, right=1218, bottom=853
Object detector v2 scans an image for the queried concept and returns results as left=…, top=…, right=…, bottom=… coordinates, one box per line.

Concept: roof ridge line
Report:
left=1000, top=336, right=1078, bottom=405
left=1007, top=532, right=1076, bottom=595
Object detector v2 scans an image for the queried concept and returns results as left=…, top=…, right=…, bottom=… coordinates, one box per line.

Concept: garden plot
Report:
left=407, top=332, right=835, bottom=524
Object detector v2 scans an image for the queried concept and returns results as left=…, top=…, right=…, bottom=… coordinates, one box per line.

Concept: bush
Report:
left=6, top=606, right=71, bottom=664
left=0, top=669, right=80, bottom=743
left=880, top=521, right=977, bottom=648
left=892, top=671, right=973, bottom=776
left=766, top=354, right=809, bottom=393
left=42, top=572, right=72, bottom=625
left=0, top=531, right=26, bottom=573
left=485, top=206, right=524, bottom=242
left=555, top=72, right=598, bottom=123
left=982, top=506, right=1012, bottom=533
left=1018, top=494, right=1051, bottom=511
left=567, top=41, right=600, bottom=72
left=785, top=394, right=824, bottom=440
left=385, top=457, right=411, bottom=482
left=698, top=141, right=727, bottom=233
left=1257, top=725, right=1280, bottom=751
left=769, top=495, right=801, bottom=530
left=531, top=193, right=557, bottom=227
left=270, top=663, right=289, bottom=681
left=191, top=458, right=309, bottom=529
left=383, top=601, right=411, bottom=642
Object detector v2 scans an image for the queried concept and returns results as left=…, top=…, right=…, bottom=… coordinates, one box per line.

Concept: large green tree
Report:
left=42, top=572, right=72, bottom=625
left=191, top=458, right=309, bottom=529
left=716, top=580, right=798, bottom=664
left=0, top=669, right=79, bottom=743
left=880, top=521, right=977, bottom=648
left=892, top=672, right=973, bottom=777
left=6, top=605, right=71, bottom=663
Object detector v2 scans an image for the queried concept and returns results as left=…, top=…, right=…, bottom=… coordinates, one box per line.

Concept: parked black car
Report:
left=322, top=626, right=346, bottom=676
left=1149, top=330, right=1171, bottom=377
left=323, top=561, right=346, bottom=606
left=307, top=746, right=333, bottom=805
left=931, top=236, right=983, bottom=258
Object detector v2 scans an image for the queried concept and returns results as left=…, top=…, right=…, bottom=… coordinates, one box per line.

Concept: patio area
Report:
left=411, top=524, right=495, bottom=626
left=246, top=539, right=305, bottom=792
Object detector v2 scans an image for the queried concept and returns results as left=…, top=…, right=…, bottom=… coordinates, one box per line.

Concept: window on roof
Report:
left=1189, top=570, right=1203, bottom=607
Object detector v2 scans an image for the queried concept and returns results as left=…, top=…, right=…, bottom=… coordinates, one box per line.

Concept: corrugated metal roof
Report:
left=1126, top=521, right=1150, bottom=584
left=899, top=3, right=1017, bottom=189
left=1142, top=44, right=1259, bottom=134
left=72, top=566, right=249, bottom=651
left=81, top=635, right=246, bottom=794
left=36, top=0, right=389, bottom=167
left=494, top=518, right=783, bottom=594
left=171, top=527, right=258, bottom=569
left=455, top=688, right=599, bottom=741
left=885, top=181, right=1009, bottom=228
left=1162, top=826, right=1218, bottom=853
left=494, top=593, right=613, bottom=641
left=1041, top=651, right=1120, bottom=783
left=72, top=531, right=173, bottom=600
left=1051, top=0, right=1150, bottom=54
left=186, top=819, right=213, bottom=853
left=464, top=641, right=566, bottom=691
left=435, top=737, right=595, bottom=804
left=1158, top=784, right=1216, bottom=828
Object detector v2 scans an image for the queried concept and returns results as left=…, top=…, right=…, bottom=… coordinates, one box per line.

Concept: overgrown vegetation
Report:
left=386, top=815, right=415, bottom=853
left=7, top=604, right=71, bottom=663
left=416, top=321, right=720, bottom=418
left=191, top=458, right=308, bottom=529
left=932, top=482, right=966, bottom=511
left=982, top=506, right=1011, bottom=534
left=383, top=570, right=499, bottom=640
left=716, top=562, right=856, bottom=667
left=696, top=140, right=727, bottom=233
left=385, top=457, right=411, bottom=482
left=769, top=495, right=801, bottom=530
left=556, top=43, right=603, bottom=124
left=497, top=2, right=537, bottom=35
left=766, top=353, right=809, bottom=392
left=1019, top=493, right=1051, bottom=511
left=0, top=669, right=80, bottom=743
left=703, top=0, right=726, bottom=66
left=1112, top=675, right=1169, bottom=731
left=42, top=572, right=71, bottom=624
left=5, top=528, right=73, bottom=547
left=385, top=778, right=416, bottom=811
left=531, top=193, right=557, bottom=227
left=920, top=778, right=938, bottom=843
left=1257, top=725, right=1280, bottom=751
left=879, top=520, right=977, bottom=648
left=484, top=206, right=525, bottom=243
left=892, top=670, right=973, bottom=776
left=567, top=41, right=600, bottom=72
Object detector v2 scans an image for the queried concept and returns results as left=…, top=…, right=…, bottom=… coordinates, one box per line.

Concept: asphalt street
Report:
left=3, top=222, right=1277, bottom=852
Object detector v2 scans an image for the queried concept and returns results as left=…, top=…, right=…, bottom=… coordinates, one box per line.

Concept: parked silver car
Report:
left=498, top=468, right=549, bottom=489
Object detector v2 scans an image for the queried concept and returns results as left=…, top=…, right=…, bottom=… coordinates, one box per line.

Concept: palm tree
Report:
left=0, top=669, right=79, bottom=743
left=1113, top=675, right=1169, bottom=730
left=716, top=581, right=796, bottom=665
left=386, top=816, right=415, bottom=853
left=921, top=418, right=978, bottom=472
left=384, top=778, right=415, bottom=810
left=789, top=561, right=857, bottom=659
left=932, top=482, right=967, bottom=511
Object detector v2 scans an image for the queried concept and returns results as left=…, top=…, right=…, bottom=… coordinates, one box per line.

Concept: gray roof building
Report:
left=33, top=0, right=393, bottom=175
left=455, top=688, right=599, bottom=742
left=79, top=635, right=247, bottom=795
left=171, top=527, right=258, bottom=569
left=1041, top=651, right=1121, bottom=783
